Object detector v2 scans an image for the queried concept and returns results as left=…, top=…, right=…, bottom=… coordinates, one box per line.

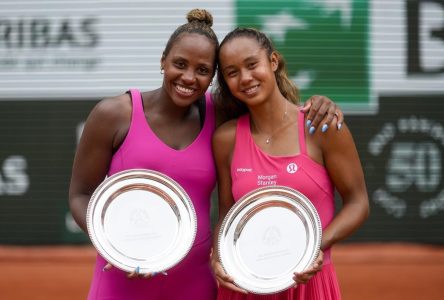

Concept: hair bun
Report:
left=187, top=9, right=213, bottom=27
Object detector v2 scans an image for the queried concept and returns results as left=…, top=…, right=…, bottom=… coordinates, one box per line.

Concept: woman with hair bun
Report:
left=69, top=9, right=343, bottom=300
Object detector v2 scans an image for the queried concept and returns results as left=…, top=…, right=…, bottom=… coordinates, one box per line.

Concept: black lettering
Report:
left=0, top=20, right=12, bottom=48
left=407, top=0, right=444, bottom=74
left=431, top=25, right=444, bottom=40
left=17, top=19, right=24, bottom=48
left=407, top=0, right=420, bottom=74
left=31, top=19, right=51, bottom=47
left=55, top=19, right=76, bottom=46
left=1, top=17, right=100, bottom=49
left=81, top=18, right=99, bottom=47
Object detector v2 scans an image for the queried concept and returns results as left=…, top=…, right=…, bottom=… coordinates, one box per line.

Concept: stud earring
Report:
left=160, top=68, right=164, bottom=74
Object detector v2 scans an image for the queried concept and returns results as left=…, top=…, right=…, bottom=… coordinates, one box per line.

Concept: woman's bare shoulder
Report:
left=85, top=93, right=132, bottom=127
left=213, top=118, right=238, bottom=143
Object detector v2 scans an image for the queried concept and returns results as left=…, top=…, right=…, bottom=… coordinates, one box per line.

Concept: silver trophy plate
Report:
left=86, top=169, right=197, bottom=274
left=218, top=186, right=322, bottom=294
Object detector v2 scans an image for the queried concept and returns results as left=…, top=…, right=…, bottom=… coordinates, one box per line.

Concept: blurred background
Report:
left=0, top=0, right=443, bottom=299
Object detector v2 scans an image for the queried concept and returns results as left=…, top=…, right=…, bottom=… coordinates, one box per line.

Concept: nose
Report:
left=182, top=68, right=196, bottom=84
left=240, top=69, right=252, bottom=84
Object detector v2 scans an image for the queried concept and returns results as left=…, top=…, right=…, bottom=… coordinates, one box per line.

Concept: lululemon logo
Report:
left=287, top=163, right=298, bottom=174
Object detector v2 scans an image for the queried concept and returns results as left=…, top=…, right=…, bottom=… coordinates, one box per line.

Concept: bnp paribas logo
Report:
left=236, top=0, right=372, bottom=113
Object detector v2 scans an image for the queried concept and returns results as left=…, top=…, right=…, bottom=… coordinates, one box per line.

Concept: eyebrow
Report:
left=172, top=56, right=213, bottom=68
left=222, top=55, right=258, bottom=73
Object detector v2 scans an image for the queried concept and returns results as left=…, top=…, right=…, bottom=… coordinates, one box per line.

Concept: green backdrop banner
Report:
left=236, top=0, right=372, bottom=112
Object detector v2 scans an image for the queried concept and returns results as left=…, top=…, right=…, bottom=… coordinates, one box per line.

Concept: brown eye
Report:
left=248, top=62, right=257, bottom=69
left=174, top=61, right=186, bottom=69
left=198, top=67, right=210, bottom=75
left=226, top=70, right=238, bottom=78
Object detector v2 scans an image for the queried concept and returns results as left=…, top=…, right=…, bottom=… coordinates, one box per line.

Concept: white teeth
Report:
left=176, top=85, right=194, bottom=95
left=244, top=85, right=258, bottom=95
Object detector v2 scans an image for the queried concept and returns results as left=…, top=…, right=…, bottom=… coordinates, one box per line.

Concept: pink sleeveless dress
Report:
left=217, top=110, right=341, bottom=300
left=87, top=89, right=217, bottom=300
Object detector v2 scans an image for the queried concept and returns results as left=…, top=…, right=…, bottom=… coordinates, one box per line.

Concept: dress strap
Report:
left=128, top=89, right=142, bottom=113
left=298, top=110, right=307, bottom=155
left=127, top=89, right=145, bottom=123
left=237, top=114, right=250, bottom=141
left=204, top=92, right=216, bottom=132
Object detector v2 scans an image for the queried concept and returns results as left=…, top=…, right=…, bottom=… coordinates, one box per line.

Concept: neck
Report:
left=148, top=88, right=197, bottom=121
left=249, top=95, right=296, bottom=145
left=250, top=96, right=289, bottom=132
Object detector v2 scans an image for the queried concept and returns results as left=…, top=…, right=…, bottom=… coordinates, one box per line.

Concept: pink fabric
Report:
left=87, top=89, right=217, bottom=300
left=222, top=110, right=341, bottom=299
left=218, top=264, right=340, bottom=300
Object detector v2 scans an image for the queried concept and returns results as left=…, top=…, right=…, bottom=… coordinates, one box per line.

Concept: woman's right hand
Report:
left=211, top=259, right=248, bottom=294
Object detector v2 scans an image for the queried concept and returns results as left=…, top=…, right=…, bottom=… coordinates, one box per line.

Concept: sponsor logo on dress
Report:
left=257, top=174, right=277, bottom=186
left=287, top=163, right=298, bottom=174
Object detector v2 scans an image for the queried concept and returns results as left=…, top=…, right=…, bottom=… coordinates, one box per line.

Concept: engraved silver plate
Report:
left=86, top=169, right=197, bottom=274
left=218, top=186, right=322, bottom=294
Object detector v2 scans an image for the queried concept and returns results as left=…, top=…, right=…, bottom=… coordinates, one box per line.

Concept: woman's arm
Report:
left=315, top=121, right=370, bottom=250
left=68, top=95, right=130, bottom=232
left=211, top=120, right=248, bottom=294
left=214, top=94, right=344, bottom=131
left=301, top=95, right=344, bottom=132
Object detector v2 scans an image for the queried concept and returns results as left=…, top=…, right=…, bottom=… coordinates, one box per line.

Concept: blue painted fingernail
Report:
left=306, top=120, right=312, bottom=127
left=151, top=272, right=158, bottom=277
left=321, top=124, right=328, bottom=132
left=309, top=126, right=316, bottom=135
left=135, top=266, right=140, bottom=274
left=337, top=123, right=342, bottom=130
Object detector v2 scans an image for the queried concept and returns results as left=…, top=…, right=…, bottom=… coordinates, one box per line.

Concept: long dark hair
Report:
left=215, top=27, right=299, bottom=122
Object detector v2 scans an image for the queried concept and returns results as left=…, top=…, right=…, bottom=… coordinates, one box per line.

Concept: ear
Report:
left=160, top=54, right=166, bottom=70
left=270, top=52, right=279, bottom=72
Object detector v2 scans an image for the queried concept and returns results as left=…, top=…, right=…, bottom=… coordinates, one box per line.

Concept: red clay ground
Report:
left=1, top=243, right=443, bottom=300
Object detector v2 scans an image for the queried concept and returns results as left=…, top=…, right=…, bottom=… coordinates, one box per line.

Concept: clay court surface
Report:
left=1, top=243, right=443, bottom=300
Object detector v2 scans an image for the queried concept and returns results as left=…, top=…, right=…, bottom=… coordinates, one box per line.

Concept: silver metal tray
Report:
left=218, top=186, right=321, bottom=294
left=86, top=169, right=196, bottom=274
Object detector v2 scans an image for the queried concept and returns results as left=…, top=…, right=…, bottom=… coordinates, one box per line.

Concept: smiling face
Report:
left=161, top=33, right=216, bottom=107
left=218, top=36, right=278, bottom=107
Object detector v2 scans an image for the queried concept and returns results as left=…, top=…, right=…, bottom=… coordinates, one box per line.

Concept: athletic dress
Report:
left=217, top=110, right=341, bottom=300
left=87, top=89, right=217, bottom=300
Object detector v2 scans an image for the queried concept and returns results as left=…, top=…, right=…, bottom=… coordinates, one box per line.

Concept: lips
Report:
left=175, top=84, right=196, bottom=97
left=243, top=85, right=259, bottom=96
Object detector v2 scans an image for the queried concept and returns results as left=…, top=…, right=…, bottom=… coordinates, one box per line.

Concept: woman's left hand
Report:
left=301, top=95, right=344, bottom=133
left=293, top=250, right=324, bottom=286
left=103, top=263, right=157, bottom=279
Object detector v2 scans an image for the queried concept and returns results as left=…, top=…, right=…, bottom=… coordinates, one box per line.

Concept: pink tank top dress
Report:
left=217, top=111, right=341, bottom=300
left=87, top=89, right=217, bottom=300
